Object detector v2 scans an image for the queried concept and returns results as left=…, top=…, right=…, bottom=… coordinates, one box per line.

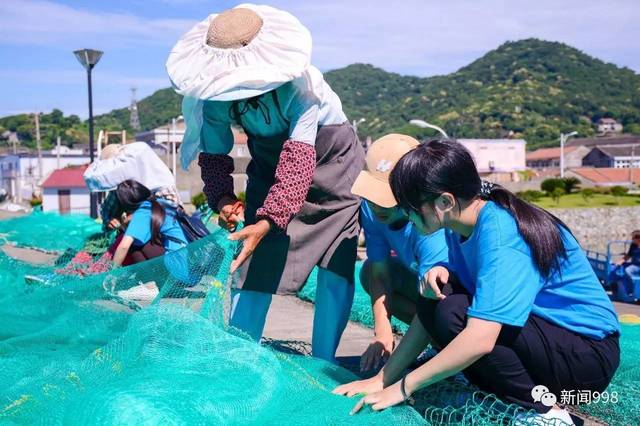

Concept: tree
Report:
left=580, top=188, right=595, bottom=204
left=610, top=186, right=629, bottom=204
left=551, top=187, right=565, bottom=205
left=541, top=178, right=565, bottom=196
left=563, top=177, right=581, bottom=194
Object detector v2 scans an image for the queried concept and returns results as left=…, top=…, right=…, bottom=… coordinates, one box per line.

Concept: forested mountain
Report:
left=3, top=39, right=639, bottom=150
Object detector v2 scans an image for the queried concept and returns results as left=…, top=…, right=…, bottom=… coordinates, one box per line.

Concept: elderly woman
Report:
left=166, top=4, right=364, bottom=362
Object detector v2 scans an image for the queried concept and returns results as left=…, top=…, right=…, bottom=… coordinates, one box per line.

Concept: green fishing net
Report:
left=0, top=225, right=422, bottom=425
left=1, top=212, right=638, bottom=425
left=299, top=263, right=640, bottom=426
left=0, top=212, right=101, bottom=252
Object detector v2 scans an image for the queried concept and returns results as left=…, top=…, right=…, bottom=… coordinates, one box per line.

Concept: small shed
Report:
left=41, top=166, right=90, bottom=214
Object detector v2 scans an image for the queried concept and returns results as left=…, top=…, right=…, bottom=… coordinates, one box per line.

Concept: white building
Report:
left=0, top=154, right=19, bottom=198
left=17, top=152, right=90, bottom=200
left=41, top=166, right=90, bottom=214
left=597, top=118, right=623, bottom=135
left=457, top=139, right=527, bottom=183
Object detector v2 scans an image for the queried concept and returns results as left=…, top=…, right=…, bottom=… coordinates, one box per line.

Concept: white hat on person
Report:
left=166, top=4, right=312, bottom=102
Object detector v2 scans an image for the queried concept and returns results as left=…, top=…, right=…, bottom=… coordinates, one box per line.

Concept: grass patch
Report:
left=534, top=193, right=640, bottom=208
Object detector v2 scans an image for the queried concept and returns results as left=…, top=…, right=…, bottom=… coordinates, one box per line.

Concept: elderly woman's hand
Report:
left=228, top=219, right=271, bottom=272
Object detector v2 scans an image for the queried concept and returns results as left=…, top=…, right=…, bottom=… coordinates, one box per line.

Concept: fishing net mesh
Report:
left=0, top=213, right=637, bottom=425
left=300, top=265, right=640, bottom=426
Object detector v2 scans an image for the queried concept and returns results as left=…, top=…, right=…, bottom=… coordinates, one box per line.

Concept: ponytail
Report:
left=484, top=184, right=568, bottom=276
left=149, top=198, right=166, bottom=246
left=390, top=139, right=568, bottom=277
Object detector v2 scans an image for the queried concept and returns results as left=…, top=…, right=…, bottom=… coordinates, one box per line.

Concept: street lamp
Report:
left=74, top=48, right=103, bottom=219
left=559, top=131, right=578, bottom=178
left=171, top=115, right=184, bottom=179
left=409, top=119, right=449, bottom=139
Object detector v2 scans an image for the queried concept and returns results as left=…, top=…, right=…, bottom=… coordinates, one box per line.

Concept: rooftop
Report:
left=525, top=146, right=580, bottom=161
left=42, top=166, right=88, bottom=189
left=590, top=144, right=640, bottom=158
left=565, top=135, right=640, bottom=148
left=569, top=167, right=640, bottom=185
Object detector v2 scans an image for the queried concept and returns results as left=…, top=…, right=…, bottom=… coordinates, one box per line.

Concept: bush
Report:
left=517, top=190, right=544, bottom=202
left=580, top=188, right=595, bottom=204
left=563, top=177, right=581, bottom=194
left=191, top=192, right=208, bottom=209
left=610, top=186, right=629, bottom=204
left=541, top=178, right=565, bottom=195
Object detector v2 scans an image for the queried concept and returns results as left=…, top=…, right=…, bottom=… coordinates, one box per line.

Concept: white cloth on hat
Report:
left=166, top=3, right=312, bottom=102
left=84, top=142, right=176, bottom=192
left=180, top=66, right=347, bottom=169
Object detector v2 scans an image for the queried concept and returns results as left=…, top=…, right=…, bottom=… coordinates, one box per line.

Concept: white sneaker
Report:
left=516, top=408, right=575, bottom=425
left=117, top=282, right=159, bottom=301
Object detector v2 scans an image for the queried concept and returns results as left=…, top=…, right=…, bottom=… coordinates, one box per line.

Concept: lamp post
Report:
left=171, top=115, right=184, bottom=179
left=559, top=131, right=578, bottom=178
left=409, top=119, right=449, bottom=138
left=74, top=48, right=103, bottom=218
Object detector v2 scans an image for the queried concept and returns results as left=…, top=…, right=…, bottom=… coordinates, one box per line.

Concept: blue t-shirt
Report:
left=361, top=202, right=448, bottom=278
left=445, top=201, right=619, bottom=340
left=125, top=201, right=187, bottom=252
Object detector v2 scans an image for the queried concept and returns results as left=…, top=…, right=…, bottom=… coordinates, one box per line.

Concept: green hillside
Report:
left=324, top=39, right=640, bottom=148
left=2, top=39, right=639, bottom=150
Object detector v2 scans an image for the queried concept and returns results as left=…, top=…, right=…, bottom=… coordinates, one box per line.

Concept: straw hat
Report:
left=166, top=4, right=312, bottom=101
left=351, top=134, right=420, bottom=208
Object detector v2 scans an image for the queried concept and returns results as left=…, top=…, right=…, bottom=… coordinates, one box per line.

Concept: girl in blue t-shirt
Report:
left=334, top=140, right=620, bottom=425
left=112, top=180, right=187, bottom=267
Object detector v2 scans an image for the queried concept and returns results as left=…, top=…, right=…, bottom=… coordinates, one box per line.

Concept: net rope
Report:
left=0, top=213, right=637, bottom=425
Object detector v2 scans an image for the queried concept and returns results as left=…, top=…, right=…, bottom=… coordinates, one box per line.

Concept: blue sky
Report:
left=1, top=0, right=639, bottom=119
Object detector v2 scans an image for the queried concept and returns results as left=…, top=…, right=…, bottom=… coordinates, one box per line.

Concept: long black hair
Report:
left=390, top=139, right=568, bottom=277
left=116, top=180, right=165, bottom=246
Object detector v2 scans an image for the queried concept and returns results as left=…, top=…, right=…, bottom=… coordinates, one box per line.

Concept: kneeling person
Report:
left=351, top=134, right=448, bottom=371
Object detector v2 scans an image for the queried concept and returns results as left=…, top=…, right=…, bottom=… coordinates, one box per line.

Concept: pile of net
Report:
left=1, top=212, right=639, bottom=425
left=0, top=223, right=421, bottom=424
left=0, top=212, right=101, bottom=252
left=299, top=263, right=640, bottom=425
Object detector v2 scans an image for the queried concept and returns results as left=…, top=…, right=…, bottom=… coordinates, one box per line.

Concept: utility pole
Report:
left=56, top=136, right=61, bottom=169
left=34, top=112, right=43, bottom=180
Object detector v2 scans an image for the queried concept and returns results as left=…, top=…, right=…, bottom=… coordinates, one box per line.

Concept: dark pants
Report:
left=129, top=242, right=165, bottom=264
left=416, top=282, right=620, bottom=413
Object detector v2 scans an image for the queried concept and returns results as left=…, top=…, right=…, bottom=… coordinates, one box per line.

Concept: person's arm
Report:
left=230, top=85, right=320, bottom=272
left=198, top=103, right=236, bottom=214
left=112, top=235, right=134, bottom=266
left=348, top=318, right=501, bottom=413
left=333, top=315, right=432, bottom=397
left=620, top=243, right=635, bottom=264
left=361, top=260, right=395, bottom=371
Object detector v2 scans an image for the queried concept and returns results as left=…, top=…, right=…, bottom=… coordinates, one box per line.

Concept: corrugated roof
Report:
left=565, top=135, right=640, bottom=148
left=526, top=146, right=579, bottom=161
left=42, top=166, right=88, bottom=189
left=591, top=144, right=640, bottom=158
left=570, top=167, right=640, bottom=185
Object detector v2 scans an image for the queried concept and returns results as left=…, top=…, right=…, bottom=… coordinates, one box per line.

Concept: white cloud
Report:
left=0, top=0, right=195, bottom=49
left=272, top=0, right=640, bottom=75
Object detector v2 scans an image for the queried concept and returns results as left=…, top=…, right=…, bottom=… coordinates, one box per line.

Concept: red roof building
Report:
left=42, top=166, right=88, bottom=189
left=41, top=166, right=90, bottom=214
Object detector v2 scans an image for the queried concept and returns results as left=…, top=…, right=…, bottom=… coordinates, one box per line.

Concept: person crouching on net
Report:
left=111, top=180, right=188, bottom=300
left=350, top=134, right=448, bottom=372
left=334, top=139, right=620, bottom=426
